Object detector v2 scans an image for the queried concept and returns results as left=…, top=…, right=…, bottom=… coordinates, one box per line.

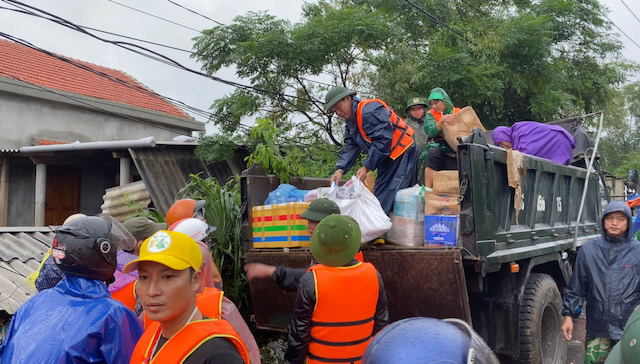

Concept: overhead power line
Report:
left=1, top=0, right=318, bottom=104
left=618, top=0, right=640, bottom=26
left=108, top=0, right=343, bottom=93
left=0, top=6, right=193, bottom=53
left=458, top=0, right=489, bottom=16
left=165, top=0, right=343, bottom=89
left=403, top=0, right=475, bottom=44
left=0, top=68, right=200, bottom=134
left=107, top=0, right=199, bottom=32
left=603, top=13, right=640, bottom=50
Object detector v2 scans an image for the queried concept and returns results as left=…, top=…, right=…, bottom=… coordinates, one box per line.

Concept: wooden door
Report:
left=45, top=166, right=80, bottom=225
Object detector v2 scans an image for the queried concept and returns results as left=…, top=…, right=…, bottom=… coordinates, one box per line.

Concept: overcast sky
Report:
left=0, top=0, right=638, bottom=135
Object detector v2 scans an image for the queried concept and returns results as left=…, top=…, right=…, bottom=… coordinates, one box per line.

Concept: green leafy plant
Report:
left=245, top=118, right=305, bottom=183
left=121, top=193, right=165, bottom=222
left=176, top=174, right=249, bottom=314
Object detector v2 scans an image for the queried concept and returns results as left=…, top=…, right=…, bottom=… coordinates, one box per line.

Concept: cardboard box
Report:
left=424, top=192, right=460, bottom=215
left=442, top=106, right=486, bottom=152
left=252, top=202, right=310, bottom=248
left=432, top=170, right=459, bottom=195
left=424, top=215, right=459, bottom=247
left=393, top=186, right=425, bottom=221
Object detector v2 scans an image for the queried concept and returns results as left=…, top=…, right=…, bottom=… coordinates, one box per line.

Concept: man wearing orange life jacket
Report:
left=126, top=230, right=249, bottom=364
left=423, top=87, right=461, bottom=188
left=326, top=86, right=418, bottom=215
left=285, top=215, right=388, bottom=364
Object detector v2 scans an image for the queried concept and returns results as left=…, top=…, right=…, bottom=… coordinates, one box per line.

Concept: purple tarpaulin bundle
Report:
left=492, top=121, right=576, bottom=165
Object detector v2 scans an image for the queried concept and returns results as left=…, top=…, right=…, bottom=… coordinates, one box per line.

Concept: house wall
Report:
left=0, top=92, right=192, bottom=149
left=7, top=163, right=35, bottom=226
left=80, top=162, right=119, bottom=216
left=6, top=157, right=120, bottom=226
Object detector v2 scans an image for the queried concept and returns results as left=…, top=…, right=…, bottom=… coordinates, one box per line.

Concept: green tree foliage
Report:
left=191, top=3, right=397, bottom=143
left=599, top=81, right=640, bottom=175
left=245, top=118, right=345, bottom=180
left=191, top=0, right=636, bottom=171
left=370, top=0, right=635, bottom=129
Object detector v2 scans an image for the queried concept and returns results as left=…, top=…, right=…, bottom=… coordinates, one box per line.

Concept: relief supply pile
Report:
left=424, top=171, right=460, bottom=247
left=387, top=185, right=426, bottom=247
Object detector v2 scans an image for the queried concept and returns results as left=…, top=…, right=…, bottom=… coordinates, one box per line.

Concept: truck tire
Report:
left=518, top=273, right=566, bottom=364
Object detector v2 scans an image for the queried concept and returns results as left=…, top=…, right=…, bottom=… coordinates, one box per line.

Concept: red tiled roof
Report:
left=0, top=39, right=191, bottom=119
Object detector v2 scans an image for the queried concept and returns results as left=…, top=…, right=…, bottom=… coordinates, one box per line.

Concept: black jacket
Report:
left=284, top=260, right=389, bottom=364
left=562, top=200, right=640, bottom=339
left=272, top=265, right=307, bottom=292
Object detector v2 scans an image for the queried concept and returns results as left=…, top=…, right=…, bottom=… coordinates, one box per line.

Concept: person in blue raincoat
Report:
left=561, top=201, right=640, bottom=363
left=326, top=86, right=418, bottom=215
left=0, top=216, right=144, bottom=364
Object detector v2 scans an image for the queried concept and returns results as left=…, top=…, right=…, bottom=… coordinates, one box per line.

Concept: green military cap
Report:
left=406, top=96, right=428, bottom=113
left=325, top=86, right=356, bottom=111
left=300, top=198, right=340, bottom=222
left=311, top=215, right=361, bottom=267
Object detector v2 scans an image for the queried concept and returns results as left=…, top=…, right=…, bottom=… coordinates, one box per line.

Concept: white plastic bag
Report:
left=327, top=177, right=392, bottom=243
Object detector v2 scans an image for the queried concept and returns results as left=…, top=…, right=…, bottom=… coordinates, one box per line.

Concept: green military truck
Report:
left=242, top=117, right=607, bottom=363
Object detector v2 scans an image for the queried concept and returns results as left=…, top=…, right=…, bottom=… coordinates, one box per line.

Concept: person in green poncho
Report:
left=423, top=87, right=461, bottom=188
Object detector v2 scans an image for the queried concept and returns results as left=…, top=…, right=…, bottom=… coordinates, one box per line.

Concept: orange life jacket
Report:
left=356, top=99, right=415, bottom=160
left=306, top=262, right=379, bottom=364
left=130, top=318, right=250, bottom=364
left=143, top=287, right=224, bottom=329
left=429, top=107, right=461, bottom=123
left=111, top=280, right=136, bottom=311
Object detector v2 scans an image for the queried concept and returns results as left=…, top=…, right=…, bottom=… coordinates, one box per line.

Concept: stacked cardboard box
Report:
left=252, top=202, right=310, bottom=248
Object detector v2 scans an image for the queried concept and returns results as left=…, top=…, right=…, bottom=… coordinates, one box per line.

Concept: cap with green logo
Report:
left=123, top=230, right=202, bottom=273
left=406, top=97, right=428, bottom=113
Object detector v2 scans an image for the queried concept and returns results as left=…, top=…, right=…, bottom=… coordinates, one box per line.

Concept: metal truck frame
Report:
left=243, top=118, right=607, bottom=363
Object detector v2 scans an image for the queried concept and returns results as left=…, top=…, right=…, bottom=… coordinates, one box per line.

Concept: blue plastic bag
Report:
left=264, top=184, right=310, bottom=205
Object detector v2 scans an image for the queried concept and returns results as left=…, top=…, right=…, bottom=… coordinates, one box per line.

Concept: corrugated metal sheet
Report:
left=129, top=144, right=247, bottom=215
left=100, top=181, right=151, bottom=222
left=0, top=227, right=54, bottom=315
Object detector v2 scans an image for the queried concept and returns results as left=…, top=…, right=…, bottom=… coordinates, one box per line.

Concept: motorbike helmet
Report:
left=52, top=215, right=136, bottom=282
left=166, top=199, right=206, bottom=226
left=363, top=317, right=499, bottom=364
left=169, top=217, right=216, bottom=242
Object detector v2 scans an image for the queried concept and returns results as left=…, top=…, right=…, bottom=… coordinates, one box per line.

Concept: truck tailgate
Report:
left=245, top=247, right=471, bottom=331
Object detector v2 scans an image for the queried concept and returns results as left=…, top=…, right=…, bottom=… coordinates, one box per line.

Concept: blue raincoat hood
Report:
left=0, top=275, right=143, bottom=363
left=601, top=200, right=633, bottom=242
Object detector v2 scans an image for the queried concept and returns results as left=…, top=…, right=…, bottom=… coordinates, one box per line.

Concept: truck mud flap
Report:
left=245, top=247, right=471, bottom=331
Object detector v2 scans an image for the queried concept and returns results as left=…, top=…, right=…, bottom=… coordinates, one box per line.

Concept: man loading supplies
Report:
left=285, top=215, right=388, bottom=364
left=127, top=230, right=250, bottom=363
left=326, top=86, right=418, bottom=215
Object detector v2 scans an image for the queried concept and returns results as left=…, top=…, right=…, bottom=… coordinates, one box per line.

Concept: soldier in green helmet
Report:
left=325, top=86, right=418, bottom=215
left=406, top=96, right=429, bottom=184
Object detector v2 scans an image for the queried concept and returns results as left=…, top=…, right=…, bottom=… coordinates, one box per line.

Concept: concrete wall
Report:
left=80, top=162, right=119, bottom=216
left=7, top=163, right=35, bottom=226
left=6, top=157, right=121, bottom=226
left=0, top=92, right=193, bottom=149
